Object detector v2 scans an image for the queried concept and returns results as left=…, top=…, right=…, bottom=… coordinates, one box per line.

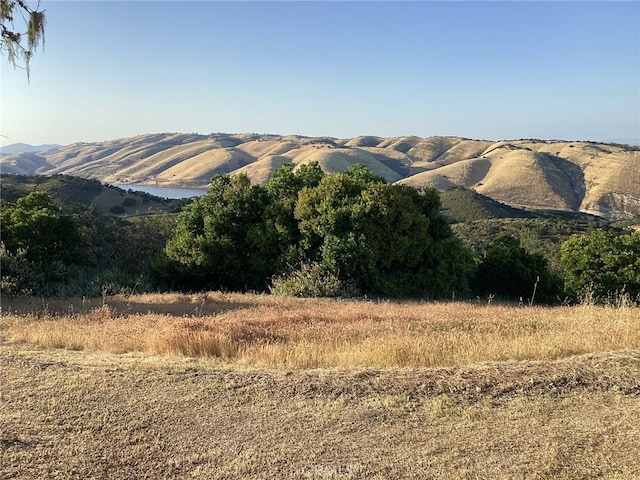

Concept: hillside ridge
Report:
left=1, top=133, right=638, bottom=219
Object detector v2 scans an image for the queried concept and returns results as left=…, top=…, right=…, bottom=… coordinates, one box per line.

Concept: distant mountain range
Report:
left=1, top=133, right=638, bottom=219
left=0, top=143, right=63, bottom=155
left=609, top=138, right=640, bottom=147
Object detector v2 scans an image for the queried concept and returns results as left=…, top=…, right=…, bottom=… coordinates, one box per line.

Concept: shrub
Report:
left=473, top=235, right=562, bottom=303
left=269, top=262, right=358, bottom=298
left=560, top=229, right=640, bottom=301
left=0, top=245, right=44, bottom=295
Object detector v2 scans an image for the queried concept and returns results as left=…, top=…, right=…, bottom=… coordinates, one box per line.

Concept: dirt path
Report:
left=2, top=343, right=639, bottom=479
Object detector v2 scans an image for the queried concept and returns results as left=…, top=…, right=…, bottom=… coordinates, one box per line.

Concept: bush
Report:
left=94, top=268, right=149, bottom=296
left=122, top=197, right=137, bottom=207
left=0, top=245, right=44, bottom=295
left=1, top=192, right=86, bottom=265
left=473, top=235, right=562, bottom=303
left=269, top=262, right=358, bottom=298
left=110, top=205, right=126, bottom=214
left=0, top=192, right=91, bottom=295
left=560, top=229, right=640, bottom=301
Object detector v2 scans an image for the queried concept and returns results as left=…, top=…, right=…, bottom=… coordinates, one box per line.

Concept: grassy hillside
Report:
left=0, top=174, right=174, bottom=217
left=439, top=188, right=605, bottom=223
left=2, top=133, right=638, bottom=219
left=439, top=188, right=537, bottom=223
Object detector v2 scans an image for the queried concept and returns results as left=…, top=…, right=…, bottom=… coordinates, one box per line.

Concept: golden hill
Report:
left=1, top=133, right=638, bottom=219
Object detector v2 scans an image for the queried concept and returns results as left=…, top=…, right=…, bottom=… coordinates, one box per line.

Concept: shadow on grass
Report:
left=0, top=293, right=259, bottom=318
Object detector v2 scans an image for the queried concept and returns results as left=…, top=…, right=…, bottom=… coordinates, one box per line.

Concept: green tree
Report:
left=1, top=191, right=84, bottom=265
left=262, top=161, right=325, bottom=269
left=264, top=161, right=324, bottom=201
left=559, top=229, right=640, bottom=300
left=163, top=174, right=274, bottom=291
left=0, top=191, right=87, bottom=294
left=1, top=0, right=46, bottom=78
left=294, top=168, right=475, bottom=298
left=473, top=235, right=562, bottom=303
left=342, top=163, right=386, bottom=189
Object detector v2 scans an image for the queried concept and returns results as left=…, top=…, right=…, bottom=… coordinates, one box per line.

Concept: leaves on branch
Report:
left=1, top=0, right=46, bottom=79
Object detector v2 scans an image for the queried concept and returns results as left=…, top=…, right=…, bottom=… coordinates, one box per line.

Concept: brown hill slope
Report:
left=1, top=133, right=638, bottom=218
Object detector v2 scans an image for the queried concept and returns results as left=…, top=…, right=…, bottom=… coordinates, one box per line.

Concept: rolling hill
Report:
left=0, top=143, right=62, bottom=155
left=1, top=133, right=638, bottom=219
left=0, top=174, right=174, bottom=217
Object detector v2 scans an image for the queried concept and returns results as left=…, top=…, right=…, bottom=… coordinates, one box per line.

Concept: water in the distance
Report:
left=117, top=185, right=208, bottom=199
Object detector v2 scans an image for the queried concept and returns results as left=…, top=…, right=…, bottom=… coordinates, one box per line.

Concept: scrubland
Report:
left=2, top=292, right=639, bottom=478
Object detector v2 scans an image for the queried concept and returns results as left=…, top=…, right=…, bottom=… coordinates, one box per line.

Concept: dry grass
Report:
left=1, top=344, right=640, bottom=479
left=2, top=293, right=640, bottom=478
left=1, top=293, right=639, bottom=369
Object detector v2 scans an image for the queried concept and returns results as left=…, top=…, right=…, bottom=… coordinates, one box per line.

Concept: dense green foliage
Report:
left=1, top=186, right=175, bottom=296
left=162, top=174, right=273, bottom=291
left=294, top=166, right=474, bottom=297
left=161, top=163, right=476, bottom=298
left=0, top=192, right=87, bottom=294
left=2, top=170, right=638, bottom=303
left=473, top=235, right=562, bottom=303
left=158, top=164, right=324, bottom=292
left=560, top=229, right=640, bottom=300
left=452, top=218, right=597, bottom=274
left=0, top=192, right=85, bottom=265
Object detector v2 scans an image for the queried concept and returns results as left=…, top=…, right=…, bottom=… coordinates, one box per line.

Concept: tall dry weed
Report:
left=1, top=293, right=638, bottom=368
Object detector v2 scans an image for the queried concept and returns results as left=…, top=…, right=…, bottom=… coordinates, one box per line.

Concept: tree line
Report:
left=1, top=163, right=638, bottom=303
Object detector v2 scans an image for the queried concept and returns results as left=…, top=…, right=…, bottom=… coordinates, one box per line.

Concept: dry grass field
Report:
left=2, top=293, right=640, bottom=479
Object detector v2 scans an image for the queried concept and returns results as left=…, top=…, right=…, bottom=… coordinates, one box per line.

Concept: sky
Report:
left=1, top=1, right=639, bottom=146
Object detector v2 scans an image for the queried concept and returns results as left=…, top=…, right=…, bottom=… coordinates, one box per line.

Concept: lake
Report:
left=116, top=185, right=208, bottom=199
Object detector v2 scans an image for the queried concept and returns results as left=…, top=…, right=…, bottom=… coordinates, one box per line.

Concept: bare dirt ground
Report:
left=2, top=341, right=639, bottom=479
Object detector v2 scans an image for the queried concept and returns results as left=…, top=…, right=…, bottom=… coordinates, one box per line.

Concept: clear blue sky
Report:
left=1, top=1, right=639, bottom=146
